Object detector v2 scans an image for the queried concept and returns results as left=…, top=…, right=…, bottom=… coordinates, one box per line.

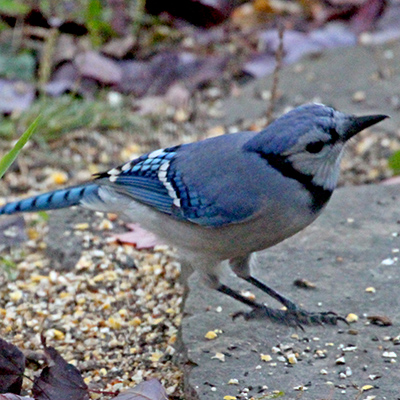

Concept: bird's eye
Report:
left=306, top=141, right=325, bottom=154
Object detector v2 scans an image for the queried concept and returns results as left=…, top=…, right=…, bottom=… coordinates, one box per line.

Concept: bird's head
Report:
left=245, top=103, right=388, bottom=191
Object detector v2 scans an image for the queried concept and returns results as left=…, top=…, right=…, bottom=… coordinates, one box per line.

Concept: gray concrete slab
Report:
left=220, top=41, right=400, bottom=134
left=181, top=184, right=400, bottom=400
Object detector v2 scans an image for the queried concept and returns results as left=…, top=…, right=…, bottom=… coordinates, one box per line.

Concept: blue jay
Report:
left=0, top=104, right=387, bottom=327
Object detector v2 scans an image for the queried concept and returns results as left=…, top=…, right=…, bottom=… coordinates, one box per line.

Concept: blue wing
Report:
left=97, top=132, right=261, bottom=227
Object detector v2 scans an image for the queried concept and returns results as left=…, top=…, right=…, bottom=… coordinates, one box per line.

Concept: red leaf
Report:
left=0, top=339, right=25, bottom=395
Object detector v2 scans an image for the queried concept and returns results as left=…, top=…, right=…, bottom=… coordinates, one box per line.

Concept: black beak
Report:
left=344, top=114, right=388, bottom=140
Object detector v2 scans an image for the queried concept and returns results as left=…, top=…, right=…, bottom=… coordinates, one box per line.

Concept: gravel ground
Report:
left=0, top=81, right=398, bottom=398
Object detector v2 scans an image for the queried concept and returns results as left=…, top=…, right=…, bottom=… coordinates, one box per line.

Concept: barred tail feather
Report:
left=0, top=184, right=100, bottom=215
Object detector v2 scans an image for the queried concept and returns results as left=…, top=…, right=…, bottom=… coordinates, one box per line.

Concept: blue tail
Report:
left=0, top=184, right=100, bottom=215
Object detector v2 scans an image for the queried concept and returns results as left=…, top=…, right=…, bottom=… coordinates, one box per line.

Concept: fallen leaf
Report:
left=350, top=0, right=387, bottom=34
left=0, top=338, right=25, bottom=394
left=113, top=378, right=167, bottom=400
left=74, top=51, right=123, bottom=85
left=0, top=80, right=35, bottom=115
left=32, top=335, right=89, bottom=400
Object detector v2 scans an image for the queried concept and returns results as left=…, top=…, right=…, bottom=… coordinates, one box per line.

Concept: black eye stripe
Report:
left=306, top=141, right=325, bottom=153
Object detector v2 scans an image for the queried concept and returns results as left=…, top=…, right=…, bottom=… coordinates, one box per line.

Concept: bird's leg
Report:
left=216, top=284, right=306, bottom=329
left=228, top=255, right=347, bottom=326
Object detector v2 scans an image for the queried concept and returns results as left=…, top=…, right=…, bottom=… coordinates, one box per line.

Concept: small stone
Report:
left=320, top=369, right=328, bottom=375
left=335, top=356, right=346, bottom=365
left=339, top=372, right=346, bottom=379
left=271, top=346, right=281, bottom=354
left=228, top=379, right=239, bottom=385
left=352, top=91, right=366, bottom=102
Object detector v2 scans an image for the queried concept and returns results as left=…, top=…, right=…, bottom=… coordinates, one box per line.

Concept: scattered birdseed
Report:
left=212, top=352, right=225, bottom=362
left=293, top=278, right=316, bottom=289
left=320, top=369, right=328, bottom=375
left=361, top=385, right=375, bottom=392
left=293, top=385, right=308, bottom=391
left=287, top=353, right=297, bottom=364
left=346, top=313, right=359, bottom=323
left=260, top=354, right=272, bottom=362
left=223, top=396, right=237, bottom=400
left=240, top=290, right=256, bottom=300
left=51, top=170, right=69, bottom=185
left=365, top=287, right=376, bottom=293
left=381, top=258, right=396, bottom=265
left=9, top=290, right=23, bottom=302
left=382, top=351, right=397, bottom=358
left=74, top=222, right=90, bottom=230
left=205, top=330, right=218, bottom=340
left=0, top=212, right=184, bottom=396
left=368, top=374, right=381, bottom=381
left=228, top=379, right=239, bottom=385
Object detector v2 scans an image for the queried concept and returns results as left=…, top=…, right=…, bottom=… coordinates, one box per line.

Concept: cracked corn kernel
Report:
left=9, top=290, right=23, bottom=302
left=130, top=316, right=142, bottom=326
left=150, top=351, right=163, bottom=362
left=168, top=335, right=177, bottom=345
left=98, top=219, right=113, bottom=230
left=107, top=317, right=122, bottom=329
left=74, top=223, right=90, bottom=230
left=51, top=171, right=68, bottom=185
left=228, top=379, right=239, bottom=385
left=365, top=287, right=376, bottom=293
left=287, top=353, right=297, bottom=364
left=361, top=385, right=374, bottom=392
left=118, top=308, right=128, bottom=318
left=260, top=354, right=272, bottom=362
left=52, top=329, right=65, bottom=340
left=27, top=228, right=39, bottom=240
left=205, top=331, right=218, bottom=340
left=223, top=396, right=237, bottom=400
left=346, top=313, right=358, bottom=323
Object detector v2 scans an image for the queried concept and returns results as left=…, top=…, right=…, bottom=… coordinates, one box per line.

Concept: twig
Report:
left=266, top=23, right=285, bottom=124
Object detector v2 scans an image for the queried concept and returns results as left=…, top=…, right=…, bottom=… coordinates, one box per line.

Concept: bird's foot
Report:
left=232, top=304, right=348, bottom=330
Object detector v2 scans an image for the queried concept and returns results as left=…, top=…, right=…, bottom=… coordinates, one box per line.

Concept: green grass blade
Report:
left=0, top=115, right=40, bottom=179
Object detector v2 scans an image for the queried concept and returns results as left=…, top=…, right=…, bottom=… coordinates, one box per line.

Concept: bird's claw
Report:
left=232, top=305, right=348, bottom=329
